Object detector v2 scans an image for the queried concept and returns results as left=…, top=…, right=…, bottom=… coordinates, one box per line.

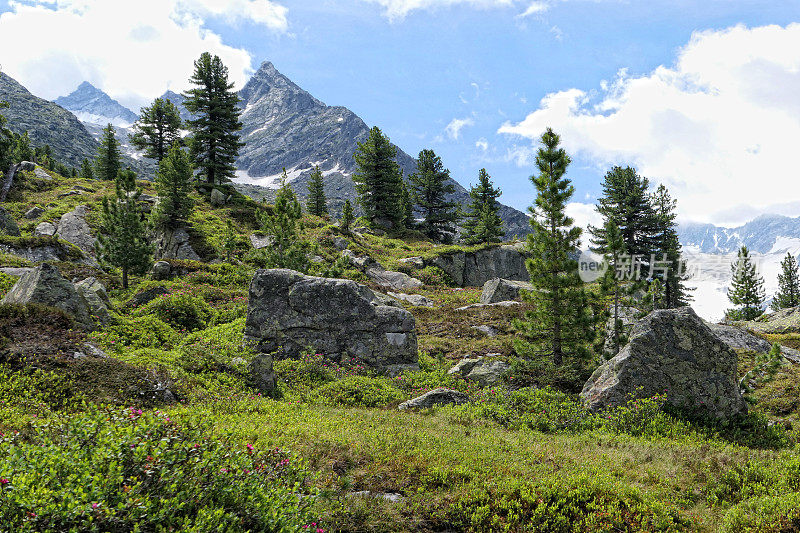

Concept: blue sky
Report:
left=1, top=0, right=800, bottom=226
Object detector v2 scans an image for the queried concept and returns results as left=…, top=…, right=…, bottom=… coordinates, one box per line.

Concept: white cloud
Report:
left=518, top=1, right=548, bottom=17
left=363, top=0, right=549, bottom=21
left=0, top=0, right=288, bottom=109
left=445, top=117, right=475, bottom=140
left=499, top=23, right=800, bottom=226
left=476, top=138, right=489, bottom=151
left=565, top=202, right=602, bottom=246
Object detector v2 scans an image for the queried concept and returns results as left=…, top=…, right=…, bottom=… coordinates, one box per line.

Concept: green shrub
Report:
left=90, top=315, right=178, bottom=352
left=0, top=273, right=17, bottom=299
left=310, top=376, right=404, bottom=408
left=416, top=265, right=453, bottom=286
left=136, top=292, right=213, bottom=332
left=0, top=407, right=319, bottom=531
left=0, top=366, right=85, bottom=429
left=722, top=492, right=800, bottom=531
left=177, top=318, right=253, bottom=373
left=0, top=254, right=32, bottom=268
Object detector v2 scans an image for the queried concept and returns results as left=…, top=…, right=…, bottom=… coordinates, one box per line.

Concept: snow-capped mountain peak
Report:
left=54, top=82, right=139, bottom=128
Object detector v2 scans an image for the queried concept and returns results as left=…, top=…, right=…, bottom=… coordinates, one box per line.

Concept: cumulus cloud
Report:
left=499, top=24, right=800, bottom=226
left=476, top=138, right=489, bottom=151
left=445, top=117, right=475, bottom=140
left=363, top=0, right=545, bottom=21
left=565, top=202, right=603, bottom=246
left=0, top=0, right=288, bottom=109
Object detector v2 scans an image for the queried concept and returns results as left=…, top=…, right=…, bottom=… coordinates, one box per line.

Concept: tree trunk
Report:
left=122, top=267, right=129, bottom=290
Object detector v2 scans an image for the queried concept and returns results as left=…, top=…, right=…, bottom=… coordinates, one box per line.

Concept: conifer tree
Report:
left=130, top=97, right=183, bottom=162
left=771, top=253, right=800, bottom=310
left=514, top=128, right=593, bottom=367
left=222, top=220, right=240, bottom=262
left=399, top=179, right=414, bottom=229
left=462, top=168, right=504, bottom=245
left=0, top=102, right=12, bottom=173
left=340, top=199, right=354, bottom=234
left=95, top=124, right=121, bottom=181
left=183, top=52, right=243, bottom=186
left=305, top=166, right=328, bottom=218
left=409, top=149, right=459, bottom=241
left=352, top=126, right=404, bottom=228
left=589, top=166, right=657, bottom=266
left=97, top=169, right=152, bottom=289
left=599, top=219, right=627, bottom=356
left=150, top=143, right=194, bottom=230
left=79, top=158, right=94, bottom=180
left=651, top=184, right=691, bottom=307
left=727, top=245, right=766, bottom=321
left=259, top=170, right=309, bottom=271
left=10, top=131, right=34, bottom=164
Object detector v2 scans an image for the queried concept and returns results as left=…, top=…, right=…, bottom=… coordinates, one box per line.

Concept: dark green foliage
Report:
left=352, top=126, right=404, bottom=229
left=150, top=143, right=194, bottom=230
left=183, top=53, right=243, bottom=185
left=599, top=219, right=627, bottom=356
left=462, top=168, right=504, bottom=245
left=10, top=131, right=33, bottom=165
left=727, top=245, right=766, bottom=321
left=130, top=97, right=183, bottom=162
left=258, top=171, right=310, bottom=272
left=589, top=166, right=657, bottom=266
left=94, top=123, right=121, bottom=181
left=0, top=407, right=316, bottom=531
left=305, top=166, right=328, bottom=217
left=399, top=178, right=414, bottom=229
left=0, top=99, right=11, bottom=173
left=514, top=128, right=593, bottom=367
left=135, top=292, right=213, bottom=332
left=222, top=220, right=240, bottom=262
left=651, top=184, right=691, bottom=307
left=771, top=253, right=800, bottom=310
left=409, top=149, right=459, bottom=242
left=78, top=157, right=93, bottom=180
left=340, top=199, right=354, bottom=233
left=95, top=315, right=178, bottom=352
left=97, top=169, right=153, bottom=289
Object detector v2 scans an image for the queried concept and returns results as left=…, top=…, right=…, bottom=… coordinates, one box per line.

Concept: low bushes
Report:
left=310, top=376, right=404, bottom=408
left=134, top=292, right=213, bottom=332
left=90, top=315, right=178, bottom=352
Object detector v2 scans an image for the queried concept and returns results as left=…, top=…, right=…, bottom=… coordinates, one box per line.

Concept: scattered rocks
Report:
left=581, top=307, right=747, bottom=419
left=332, top=236, right=349, bottom=251
left=24, top=206, right=45, bottom=219
left=56, top=205, right=95, bottom=254
left=447, top=356, right=483, bottom=376
left=348, top=491, right=405, bottom=503
left=448, top=356, right=510, bottom=385
left=398, top=388, right=470, bottom=410
left=74, top=277, right=112, bottom=325
left=156, top=227, right=200, bottom=261
left=472, top=325, right=499, bottom=337
left=740, top=307, right=800, bottom=335
left=125, top=285, right=169, bottom=309
left=480, top=278, right=533, bottom=304
left=82, top=343, right=107, bottom=358
left=398, top=256, right=424, bottom=268
left=244, top=269, right=418, bottom=387
left=1, top=263, right=93, bottom=329
left=249, top=234, right=272, bottom=250
left=210, top=188, right=226, bottom=207
left=366, top=266, right=424, bottom=291
left=0, top=206, right=20, bottom=236
left=388, top=292, right=434, bottom=307
left=33, top=168, right=53, bottom=181
left=151, top=261, right=172, bottom=280
left=34, top=221, right=57, bottom=237
left=707, top=322, right=800, bottom=364
left=428, top=243, right=529, bottom=287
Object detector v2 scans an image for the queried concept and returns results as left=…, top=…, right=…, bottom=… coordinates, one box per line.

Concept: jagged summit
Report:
left=159, top=90, right=193, bottom=123
left=55, top=82, right=139, bottom=128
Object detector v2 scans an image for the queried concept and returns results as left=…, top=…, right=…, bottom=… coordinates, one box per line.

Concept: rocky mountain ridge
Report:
left=679, top=214, right=800, bottom=254
left=54, top=81, right=139, bottom=128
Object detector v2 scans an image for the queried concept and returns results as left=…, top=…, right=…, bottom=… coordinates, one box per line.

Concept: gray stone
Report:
left=472, top=325, right=499, bottom=337
left=24, top=206, right=45, bottom=219
left=309, top=255, right=324, bottom=263
left=248, top=353, right=276, bottom=391
left=385, top=363, right=421, bottom=377
left=83, top=343, right=107, bottom=358
left=74, top=277, right=112, bottom=308
left=0, top=267, right=33, bottom=277
left=156, top=227, right=200, bottom=261
left=581, top=307, right=747, bottom=419
left=707, top=322, right=800, bottom=364
left=740, top=307, right=800, bottom=335
left=1, top=263, right=92, bottom=329
left=388, top=292, right=434, bottom=308
left=33, top=168, right=53, bottom=181
left=428, top=243, right=530, bottom=287
left=56, top=205, right=95, bottom=254
left=447, top=357, right=483, bottom=376
left=466, top=359, right=510, bottom=386
left=35, top=221, right=57, bottom=237
left=480, top=278, right=534, bottom=304
left=151, top=261, right=172, bottom=280
left=0, top=242, right=63, bottom=262
left=398, top=256, right=425, bottom=268
left=210, top=188, right=226, bottom=207
left=0, top=207, right=20, bottom=236
left=398, top=388, right=469, bottom=410
left=603, top=305, right=641, bottom=356
left=342, top=250, right=377, bottom=270
left=366, top=267, right=424, bottom=291
left=332, top=236, right=349, bottom=251
left=125, top=285, right=169, bottom=309
left=456, top=301, right=521, bottom=312
left=244, top=269, right=418, bottom=377
left=249, top=234, right=272, bottom=250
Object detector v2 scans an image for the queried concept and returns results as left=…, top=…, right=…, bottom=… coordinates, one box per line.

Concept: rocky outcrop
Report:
left=581, top=307, right=747, bottom=419
left=342, top=250, right=423, bottom=291
left=740, top=307, right=800, bottom=335
left=249, top=234, right=272, bottom=250
left=210, top=188, right=226, bottom=207
left=707, top=322, right=800, bottom=364
left=155, top=227, right=200, bottom=261
left=398, top=388, right=469, bottom=410
left=388, top=292, right=434, bottom=308
left=0, top=206, right=20, bottom=236
left=480, top=278, right=533, bottom=304
left=56, top=205, right=95, bottom=254
left=151, top=261, right=172, bottom=280
left=1, top=263, right=92, bottom=329
left=427, top=244, right=529, bottom=287
left=448, top=355, right=510, bottom=386
left=74, top=277, right=112, bottom=325
left=24, top=206, right=45, bottom=219
left=35, top=221, right=57, bottom=237
left=0, top=241, right=65, bottom=262
left=244, top=269, right=418, bottom=382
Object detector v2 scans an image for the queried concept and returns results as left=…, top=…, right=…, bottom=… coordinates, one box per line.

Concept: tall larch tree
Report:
left=514, top=128, right=593, bottom=367
left=97, top=169, right=153, bottom=289
left=340, top=199, right=354, bottom=234
left=727, top=245, right=766, bottom=321
left=352, top=126, right=404, bottom=229
left=151, top=143, right=194, bottom=231
left=130, top=97, right=183, bottom=162
left=183, top=52, right=243, bottom=186
left=651, top=184, right=691, bottom=308
left=95, top=124, right=121, bottom=181
left=305, top=166, right=328, bottom=218
left=462, top=168, right=504, bottom=245
left=771, top=253, right=800, bottom=310
left=409, top=149, right=459, bottom=242
left=599, top=219, right=627, bottom=356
